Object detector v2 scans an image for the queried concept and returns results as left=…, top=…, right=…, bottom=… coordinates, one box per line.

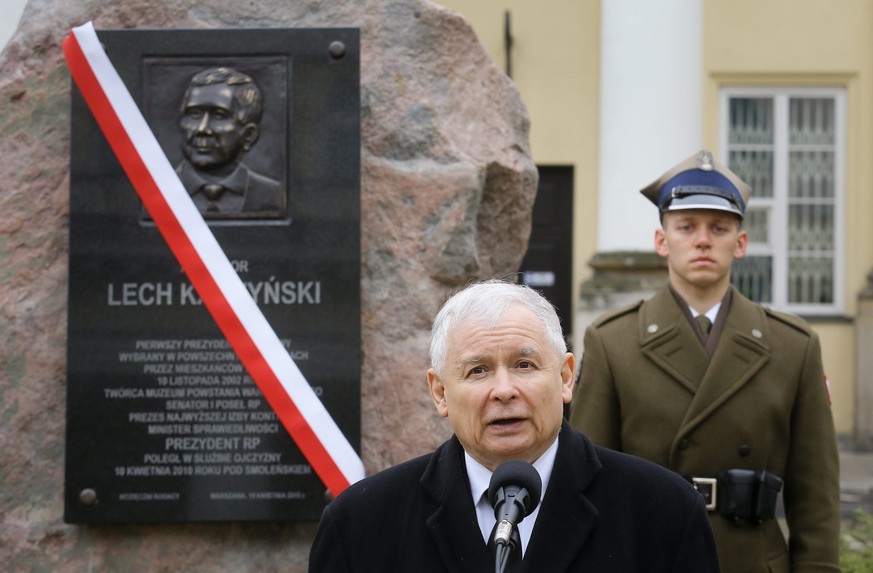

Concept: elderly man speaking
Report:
left=309, top=279, right=719, bottom=572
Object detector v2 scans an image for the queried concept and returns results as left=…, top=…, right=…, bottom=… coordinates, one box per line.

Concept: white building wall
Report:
left=598, top=0, right=703, bottom=251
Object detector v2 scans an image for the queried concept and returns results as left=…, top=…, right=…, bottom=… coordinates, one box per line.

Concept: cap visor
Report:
left=663, top=194, right=743, bottom=217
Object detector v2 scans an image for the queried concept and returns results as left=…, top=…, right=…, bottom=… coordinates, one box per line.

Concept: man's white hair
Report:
left=429, top=279, right=567, bottom=375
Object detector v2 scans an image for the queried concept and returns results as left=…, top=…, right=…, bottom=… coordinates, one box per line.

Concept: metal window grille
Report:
left=721, top=89, right=845, bottom=315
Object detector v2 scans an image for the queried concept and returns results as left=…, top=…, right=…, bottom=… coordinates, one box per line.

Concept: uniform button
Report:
left=678, top=439, right=690, bottom=451
left=751, top=328, right=763, bottom=339
left=738, top=444, right=751, bottom=457
left=647, top=324, right=659, bottom=334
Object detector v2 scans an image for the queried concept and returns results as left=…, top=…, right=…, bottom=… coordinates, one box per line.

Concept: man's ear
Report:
left=427, top=369, right=449, bottom=418
left=241, top=123, right=260, bottom=151
left=560, top=353, right=575, bottom=405
left=734, top=229, right=749, bottom=260
left=654, top=227, right=669, bottom=257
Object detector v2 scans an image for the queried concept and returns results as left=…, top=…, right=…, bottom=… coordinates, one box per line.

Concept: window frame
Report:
left=719, top=86, right=846, bottom=316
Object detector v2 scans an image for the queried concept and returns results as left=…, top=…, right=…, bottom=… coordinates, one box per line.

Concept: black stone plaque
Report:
left=64, top=28, right=361, bottom=523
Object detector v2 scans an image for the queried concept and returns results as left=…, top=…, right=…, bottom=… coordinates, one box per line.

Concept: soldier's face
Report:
left=426, top=304, right=574, bottom=471
left=655, top=209, right=748, bottom=292
left=180, top=83, right=257, bottom=171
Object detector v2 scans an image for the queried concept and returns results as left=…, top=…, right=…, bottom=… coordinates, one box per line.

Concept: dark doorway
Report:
left=519, top=165, right=574, bottom=343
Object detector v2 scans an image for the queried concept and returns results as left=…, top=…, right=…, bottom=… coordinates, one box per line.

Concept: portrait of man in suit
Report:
left=309, top=279, right=720, bottom=572
left=175, top=66, right=285, bottom=219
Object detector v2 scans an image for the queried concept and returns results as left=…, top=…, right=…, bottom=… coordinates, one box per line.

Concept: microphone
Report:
left=487, top=460, right=542, bottom=569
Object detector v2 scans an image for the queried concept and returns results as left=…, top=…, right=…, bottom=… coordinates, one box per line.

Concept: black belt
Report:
left=687, top=469, right=783, bottom=524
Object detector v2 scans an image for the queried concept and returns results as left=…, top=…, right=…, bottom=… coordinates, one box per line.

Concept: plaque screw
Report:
left=79, top=488, right=98, bottom=506
left=328, top=41, right=346, bottom=60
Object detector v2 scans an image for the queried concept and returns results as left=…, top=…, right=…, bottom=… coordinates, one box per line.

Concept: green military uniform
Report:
left=569, top=285, right=840, bottom=572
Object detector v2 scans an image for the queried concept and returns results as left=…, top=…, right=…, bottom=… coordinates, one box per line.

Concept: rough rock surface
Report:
left=0, top=0, right=537, bottom=570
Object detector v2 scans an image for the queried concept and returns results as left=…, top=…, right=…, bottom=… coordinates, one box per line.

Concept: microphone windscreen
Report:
left=487, top=460, right=542, bottom=515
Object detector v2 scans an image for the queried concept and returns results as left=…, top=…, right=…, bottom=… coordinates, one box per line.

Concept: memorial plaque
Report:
left=64, top=28, right=361, bottom=523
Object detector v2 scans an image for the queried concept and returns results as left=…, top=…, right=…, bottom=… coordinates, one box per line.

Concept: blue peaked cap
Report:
left=658, top=169, right=746, bottom=213
left=640, top=149, right=752, bottom=219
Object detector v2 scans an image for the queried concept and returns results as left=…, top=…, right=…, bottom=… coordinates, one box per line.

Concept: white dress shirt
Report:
left=464, top=436, right=559, bottom=556
left=691, top=302, right=720, bottom=324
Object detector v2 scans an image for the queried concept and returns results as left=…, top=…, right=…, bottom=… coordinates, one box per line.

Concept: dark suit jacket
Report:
left=176, top=161, right=283, bottom=216
left=309, top=422, right=719, bottom=572
left=569, top=286, right=840, bottom=573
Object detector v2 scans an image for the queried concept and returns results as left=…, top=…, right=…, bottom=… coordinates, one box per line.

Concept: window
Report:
left=720, top=88, right=845, bottom=315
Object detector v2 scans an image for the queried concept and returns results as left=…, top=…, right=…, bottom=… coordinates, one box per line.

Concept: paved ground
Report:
left=840, top=449, right=873, bottom=520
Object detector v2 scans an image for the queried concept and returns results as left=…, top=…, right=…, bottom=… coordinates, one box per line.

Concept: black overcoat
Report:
left=309, top=422, right=719, bottom=572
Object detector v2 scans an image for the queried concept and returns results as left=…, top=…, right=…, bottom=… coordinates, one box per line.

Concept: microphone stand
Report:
left=488, top=460, right=540, bottom=573
left=494, top=526, right=521, bottom=573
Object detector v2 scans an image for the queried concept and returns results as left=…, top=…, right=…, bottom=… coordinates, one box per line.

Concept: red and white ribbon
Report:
left=63, top=21, right=364, bottom=496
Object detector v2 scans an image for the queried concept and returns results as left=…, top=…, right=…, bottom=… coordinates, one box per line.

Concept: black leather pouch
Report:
left=753, top=470, right=783, bottom=520
left=717, top=469, right=782, bottom=523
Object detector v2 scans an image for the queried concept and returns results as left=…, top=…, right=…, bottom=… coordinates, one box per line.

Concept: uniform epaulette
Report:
left=590, top=300, right=644, bottom=328
left=763, top=306, right=813, bottom=336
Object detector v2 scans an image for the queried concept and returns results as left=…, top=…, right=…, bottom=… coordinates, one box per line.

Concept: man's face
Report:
left=655, top=209, right=748, bottom=292
left=427, top=304, right=574, bottom=471
left=180, top=83, right=257, bottom=171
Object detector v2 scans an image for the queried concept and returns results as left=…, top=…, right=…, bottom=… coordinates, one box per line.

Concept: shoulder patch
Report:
left=590, top=300, right=644, bottom=328
left=763, top=306, right=813, bottom=336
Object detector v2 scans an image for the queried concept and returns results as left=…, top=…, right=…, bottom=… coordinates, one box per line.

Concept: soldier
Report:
left=569, top=150, right=840, bottom=572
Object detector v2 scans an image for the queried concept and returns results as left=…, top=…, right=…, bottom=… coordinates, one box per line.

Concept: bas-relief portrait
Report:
left=144, top=58, right=289, bottom=221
